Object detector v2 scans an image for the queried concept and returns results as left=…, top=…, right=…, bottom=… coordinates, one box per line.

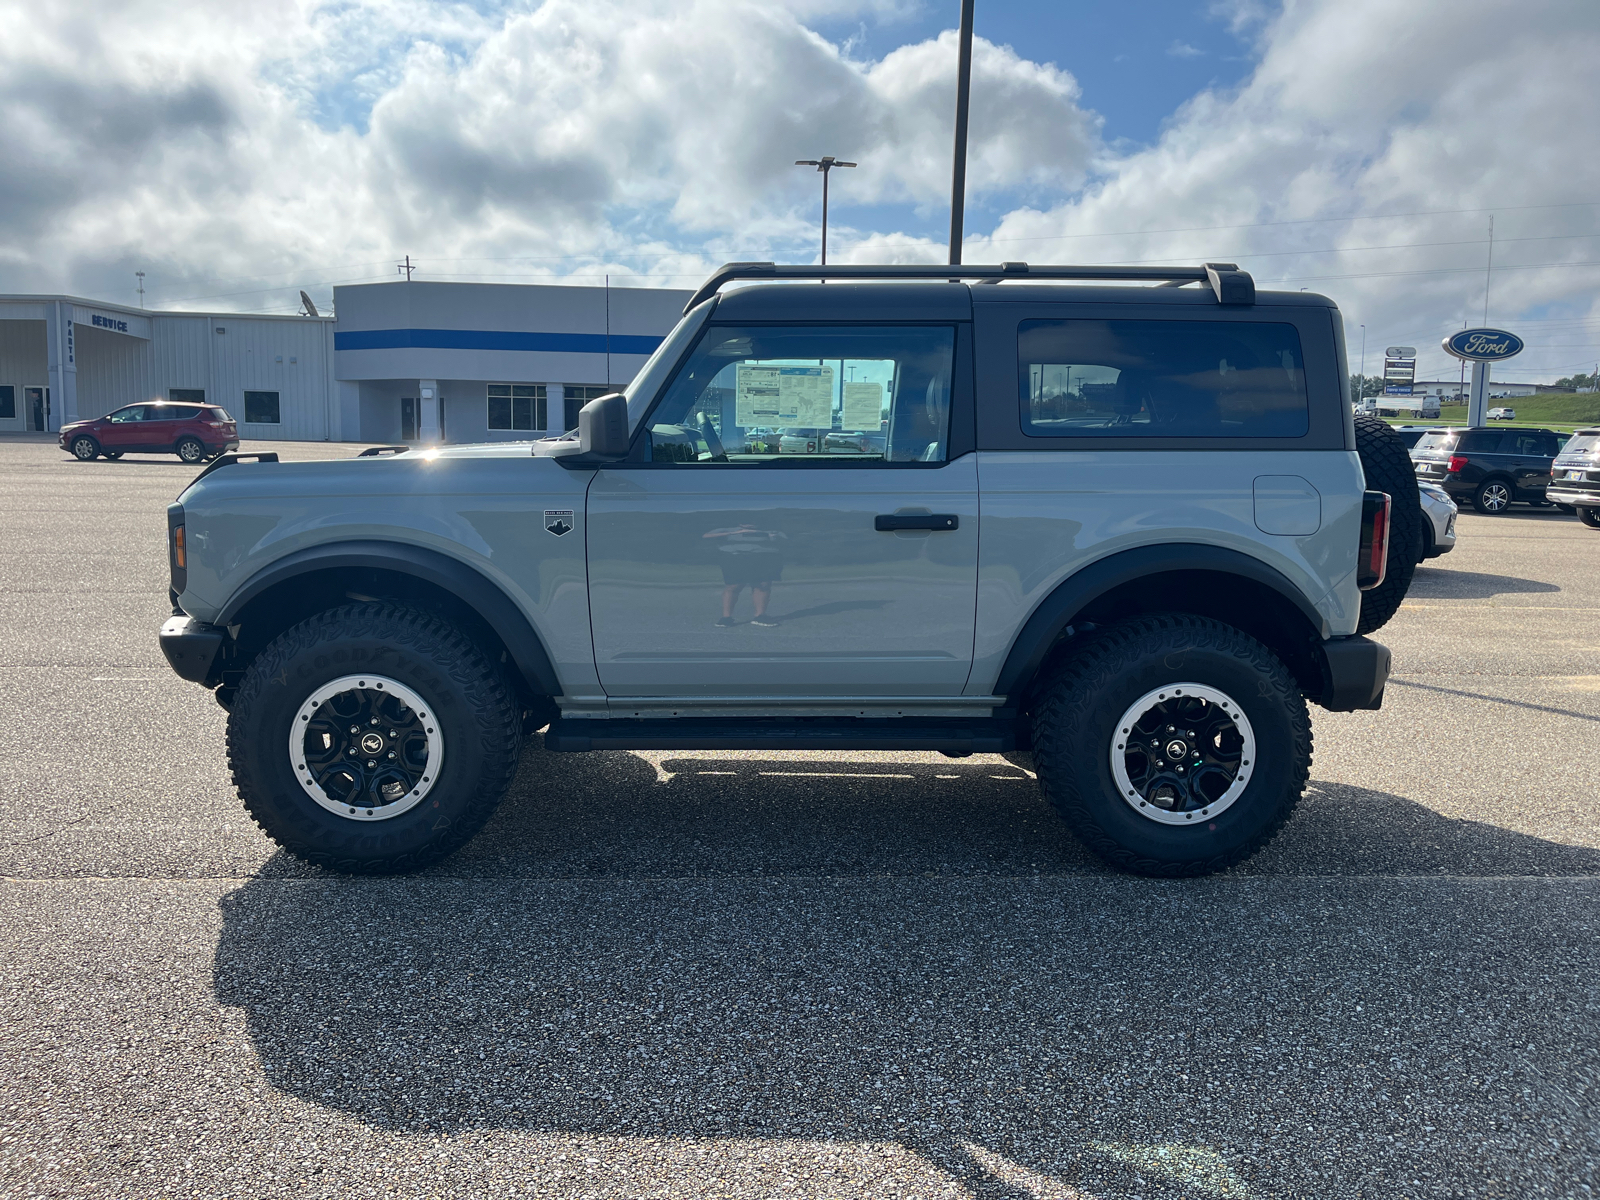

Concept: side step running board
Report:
left=544, top=717, right=1029, bottom=754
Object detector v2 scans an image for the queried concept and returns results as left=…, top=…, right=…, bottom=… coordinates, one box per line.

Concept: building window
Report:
left=0, top=386, right=13, bottom=419
left=562, top=384, right=611, bottom=432
left=170, top=388, right=205, bottom=404
left=488, top=384, right=546, bottom=431
left=244, top=391, right=281, bottom=423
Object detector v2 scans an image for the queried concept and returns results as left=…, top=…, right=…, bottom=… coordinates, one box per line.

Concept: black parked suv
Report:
left=1410, top=426, right=1562, bottom=514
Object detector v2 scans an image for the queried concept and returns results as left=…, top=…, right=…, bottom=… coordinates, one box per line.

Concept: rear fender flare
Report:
left=216, top=541, right=561, bottom=696
left=991, top=543, right=1330, bottom=698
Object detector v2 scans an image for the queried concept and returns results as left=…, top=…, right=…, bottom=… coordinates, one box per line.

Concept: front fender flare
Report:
left=216, top=540, right=562, bottom=697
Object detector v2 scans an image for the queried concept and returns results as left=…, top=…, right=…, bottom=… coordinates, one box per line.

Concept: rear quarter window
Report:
left=1455, top=431, right=1500, bottom=453
left=1414, top=431, right=1457, bottom=453
left=1018, top=319, right=1310, bottom=438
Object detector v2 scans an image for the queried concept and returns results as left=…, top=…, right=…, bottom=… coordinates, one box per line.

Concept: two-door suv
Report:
left=61, top=401, right=239, bottom=463
left=1409, top=425, right=1563, bottom=513
left=159, top=262, right=1414, bottom=877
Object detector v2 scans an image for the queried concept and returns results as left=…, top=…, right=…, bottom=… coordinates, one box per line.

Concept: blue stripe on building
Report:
left=334, top=328, right=664, bottom=355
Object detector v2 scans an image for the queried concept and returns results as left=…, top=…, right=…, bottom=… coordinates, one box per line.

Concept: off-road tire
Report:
left=1354, top=414, right=1421, bottom=634
left=176, top=437, right=206, bottom=464
left=1580, top=507, right=1600, bottom=530
left=1030, top=614, right=1311, bottom=877
left=226, top=603, right=521, bottom=873
left=70, top=436, right=99, bottom=461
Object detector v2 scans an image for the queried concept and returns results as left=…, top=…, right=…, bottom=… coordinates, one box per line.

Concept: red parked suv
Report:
left=59, top=402, right=239, bottom=463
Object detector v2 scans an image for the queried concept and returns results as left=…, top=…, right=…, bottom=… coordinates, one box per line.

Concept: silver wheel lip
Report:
left=289, top=674, right=442, bottom=822
left=1109, top=682, right=1256, bottom=826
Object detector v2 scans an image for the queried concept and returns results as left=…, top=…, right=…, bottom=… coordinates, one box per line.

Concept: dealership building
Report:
left=0, top=281, right=691, bottom=443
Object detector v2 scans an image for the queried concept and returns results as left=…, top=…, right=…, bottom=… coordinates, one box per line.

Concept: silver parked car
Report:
left=1417, top=482, right=1458, bottom=559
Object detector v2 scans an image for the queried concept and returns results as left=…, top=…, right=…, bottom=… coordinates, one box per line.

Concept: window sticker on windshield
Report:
left=841, top=381, right=884, bottom=430
left=735, top=364, right=833, bottom=427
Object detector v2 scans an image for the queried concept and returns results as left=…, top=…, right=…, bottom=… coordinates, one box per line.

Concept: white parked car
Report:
left=1487, top=407, right=1516, bottom=420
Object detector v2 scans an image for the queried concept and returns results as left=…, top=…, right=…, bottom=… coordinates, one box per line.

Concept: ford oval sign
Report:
left=1443, top=328, right=1524, bottom=361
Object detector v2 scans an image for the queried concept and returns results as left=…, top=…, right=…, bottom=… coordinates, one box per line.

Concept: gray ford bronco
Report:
left=159, top=262, right=1417, bottom=877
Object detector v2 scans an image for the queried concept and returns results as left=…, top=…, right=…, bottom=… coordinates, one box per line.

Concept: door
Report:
left=25, top=387, right=47, bottom=432
left=585, top=322, right=979, bottom=697
left=100, top=405, right=146, bottom=450
left=400, top=397, right=418, bottom=442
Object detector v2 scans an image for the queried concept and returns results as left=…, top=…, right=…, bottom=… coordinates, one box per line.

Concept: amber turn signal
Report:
left=173, top=525, right=186, bottom=570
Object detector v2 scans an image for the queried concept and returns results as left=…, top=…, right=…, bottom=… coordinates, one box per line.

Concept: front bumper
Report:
left=159, top=615, right=228, bottom=684
left=1314, top=635, right=1390, bottom=712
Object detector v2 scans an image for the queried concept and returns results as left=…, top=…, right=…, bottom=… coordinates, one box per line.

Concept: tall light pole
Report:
left=1359, top=324, right=1367, bottom=405
left=795, top=157, right=856, bottom=267
left=948, top=0, right=976, bottom=265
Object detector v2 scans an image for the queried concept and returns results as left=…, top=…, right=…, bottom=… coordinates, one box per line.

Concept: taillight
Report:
left=173, top=525, right=186, bottom=569
left=1447, top=455, right=1468, bottom=473
left=1357, top=491, right=1390, bottom=591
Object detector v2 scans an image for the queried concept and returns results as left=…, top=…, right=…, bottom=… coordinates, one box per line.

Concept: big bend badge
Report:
left=544, top=510, right=574, bottom=537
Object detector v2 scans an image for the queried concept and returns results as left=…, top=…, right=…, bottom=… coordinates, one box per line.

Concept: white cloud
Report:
left=964, top=0, right=1600, bottom=382
left=0, top=0, right=1596, bottom=382
left=0, top=0, right=1095, bottom=307
left=1166, top=41, right=1205, bottom=58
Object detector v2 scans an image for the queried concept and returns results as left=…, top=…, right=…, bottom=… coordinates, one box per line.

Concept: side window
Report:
left=244, top=391, right=281, bottom=424
left=644, top=325, right=954, bottom=465
left=487, top=384, right=545, bottom=431
left=1456, top=431, right=1499, bottom=453
left=165, top=405, right=200, bottom=420
left=170, top=389, right=206, bottom=404
left=108, top=406, right=146, bottom=423
left=1018, top=319, right=1310, bottom=438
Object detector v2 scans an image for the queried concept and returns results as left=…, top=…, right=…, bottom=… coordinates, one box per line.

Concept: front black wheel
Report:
left=1030, top=614, right=1311, bottom=877
left=226, top=603, right=522, bottom=873
left=1473, top=479, right=1513, bottom=514
left=176, top=437, right=206, bottom=463
left=1580, top=508, right=1600, bottom=530
left=71, top=436, right=99, bottom=461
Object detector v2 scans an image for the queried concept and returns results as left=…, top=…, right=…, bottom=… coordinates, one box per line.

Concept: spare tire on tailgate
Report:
left=1353, top=413, right=1422, bottom=634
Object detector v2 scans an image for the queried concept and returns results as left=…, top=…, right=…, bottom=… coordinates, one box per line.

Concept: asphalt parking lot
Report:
left=2, top=434, right=1597, bottom=1199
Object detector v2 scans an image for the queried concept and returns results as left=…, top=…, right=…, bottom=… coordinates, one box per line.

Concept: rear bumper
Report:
left=1314, top=635, right=1390, bottom=711
left=159, top=615, right=227, bottom=684
left=1547, top=486, right=1600, bottom=507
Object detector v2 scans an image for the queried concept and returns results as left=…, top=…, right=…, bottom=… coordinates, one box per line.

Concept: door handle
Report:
left=874, top=513, right=959, bottom=532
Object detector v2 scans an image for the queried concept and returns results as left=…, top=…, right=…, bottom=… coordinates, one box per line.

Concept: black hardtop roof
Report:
left=707, top=279, right=1336, bottom=323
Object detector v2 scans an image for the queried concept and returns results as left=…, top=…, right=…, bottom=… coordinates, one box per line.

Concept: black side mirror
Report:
left=578, top=393, right=629, bottom=459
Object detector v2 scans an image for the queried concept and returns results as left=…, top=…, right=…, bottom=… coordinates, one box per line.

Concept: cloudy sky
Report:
left=3, top=0, right=1597, bottom=382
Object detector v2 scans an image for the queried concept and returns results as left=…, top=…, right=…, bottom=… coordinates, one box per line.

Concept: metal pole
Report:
left=1484, top=215, right=1494, bottom=325
left=1359, top=324, right=1366, bottom=406
left=948, top=0, right=975, bottom=266
left=821, top=167, right=829, bottom=267
left=1469, top=361, right=1489, bottom=426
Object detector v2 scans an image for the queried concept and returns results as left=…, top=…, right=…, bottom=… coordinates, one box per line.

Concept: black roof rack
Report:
left=683, top=261, right=1254, bottom=312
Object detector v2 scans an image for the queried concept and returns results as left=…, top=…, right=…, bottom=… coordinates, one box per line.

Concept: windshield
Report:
left=1414, top=431, right=1457, bottom=453
left=624, top=298, right=716, bottom=430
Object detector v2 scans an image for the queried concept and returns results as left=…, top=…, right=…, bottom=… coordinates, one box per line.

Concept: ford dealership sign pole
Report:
left=1442, top=328, right=1525, bottom=426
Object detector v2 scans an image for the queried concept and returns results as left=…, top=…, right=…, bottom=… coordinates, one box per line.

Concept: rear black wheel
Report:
left=1029, top=614, right=1310, bottom=877
left=176, top=436, right=206, bottom=463
left=1353, top=414, right=1421, bottom=634
left=226, top=603, right=522, bottom=873
left=1580, top=508, right=1600, bottom=530
left=70, top=436, right=99, bottom=461
left=1473, top=478, right=1513, bottom=515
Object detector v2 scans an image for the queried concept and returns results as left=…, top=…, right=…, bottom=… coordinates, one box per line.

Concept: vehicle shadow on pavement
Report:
left=215, top=751, right=1600, bottom=1196
left=1406, top=567, right=1562, bottom=600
